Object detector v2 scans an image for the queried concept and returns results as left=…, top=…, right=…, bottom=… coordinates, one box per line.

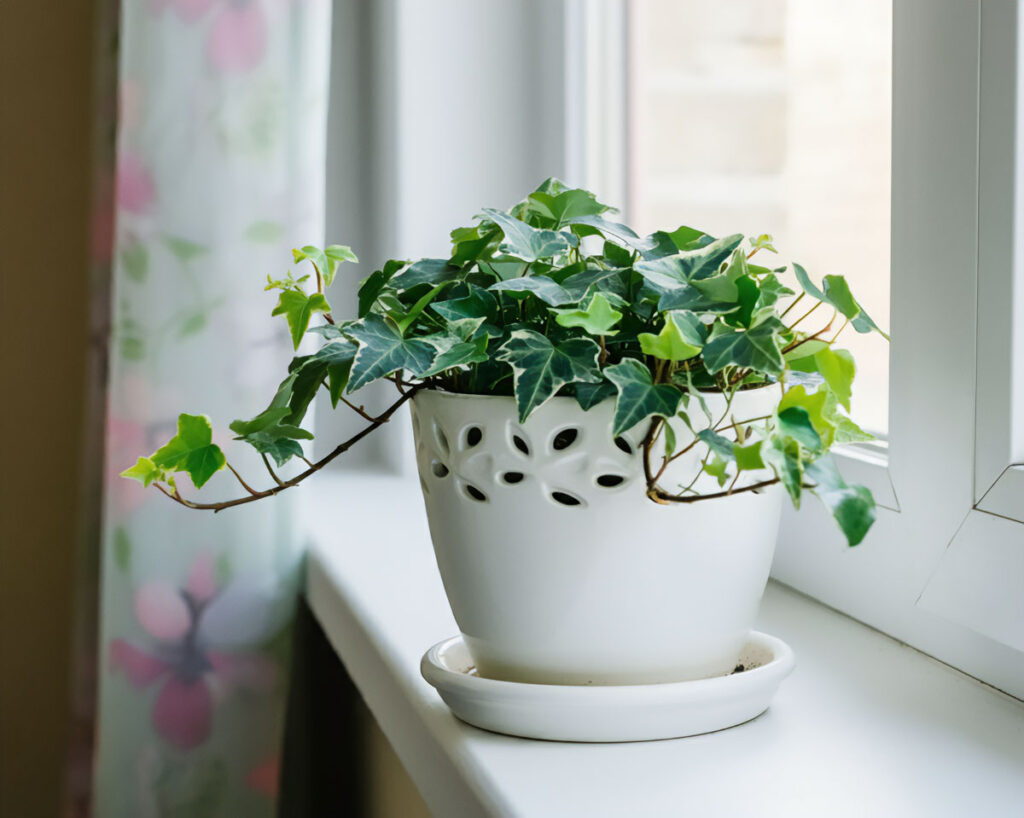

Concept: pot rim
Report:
left=412, top=381, right=777, bottom=405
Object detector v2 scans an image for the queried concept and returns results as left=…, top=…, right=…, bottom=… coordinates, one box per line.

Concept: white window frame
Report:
left=579, top=0, right=1024, bottom=697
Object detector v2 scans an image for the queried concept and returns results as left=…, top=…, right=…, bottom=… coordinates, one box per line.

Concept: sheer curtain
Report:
left=92, top=1, right=331, bottom=813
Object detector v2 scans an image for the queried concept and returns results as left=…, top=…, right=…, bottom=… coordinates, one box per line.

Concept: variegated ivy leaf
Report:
left=604, top=358, right=685, bottom=436
left=481, top=208, right=576, bottom=262
left=489, top=276, right=572, bottom=305
left=634, top=233, right=744, bottom=289
left=701, top=319, right=785, bottom=376
left=805, top=455, right=876, bottom=546
left=496, top=329, right=602, bottom=421
left=389, top=258, right=461, bottom=292
left=559, top=266, right=631, bottom=301
left=658, top=285, right=742, bottom=315
left=345, top=315, right=436, bottom=392
left=419, top=334, right=489, bottom=378
left=430, top=284, right=498, bottom=333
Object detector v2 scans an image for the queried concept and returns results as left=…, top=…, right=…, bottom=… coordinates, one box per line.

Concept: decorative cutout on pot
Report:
left=431, top=461, right=450, bottom=478
left=613, top=436, right=633, bottom=455
left=552, top=427, right=580, bottom=451
left=463, top=425, right=483, bottom=449
left=511, top=433, right=531, bottom=456
left=433, top=421, right=451, bottom=456
left=596, top=474, right=626, bottom=488
left=550, top=490, right=584, bottom=507
left=502, top=471, right=525, bottom=484
left=463, top=483, right=488, bottom=503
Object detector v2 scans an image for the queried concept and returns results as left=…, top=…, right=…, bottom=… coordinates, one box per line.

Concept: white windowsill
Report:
left=304, top=474, right=1024, bottom=818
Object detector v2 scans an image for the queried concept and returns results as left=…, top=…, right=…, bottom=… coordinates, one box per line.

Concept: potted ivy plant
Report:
left=123, top=179, right=885, bottom=686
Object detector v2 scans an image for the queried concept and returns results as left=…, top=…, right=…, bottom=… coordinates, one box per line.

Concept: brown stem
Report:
left=782, top=319, right=835, bottom=355
left=339, top=393, right=386, bottom=423
left=157, top=386, right=422, bottom=512
left=225, top=461, right=260, bottom=496
left=787, top=300, right=822, bottom=332
left=779, top=291, right=805, bottom=320
left=599, top=334, right=608, bottom=365
left=261, top=453, right=285, bottom=487
left=649, top=477, right=779, bottom=504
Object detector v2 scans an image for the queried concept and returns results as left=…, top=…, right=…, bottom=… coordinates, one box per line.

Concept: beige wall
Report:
left=0, top=1, right=98, bottom=816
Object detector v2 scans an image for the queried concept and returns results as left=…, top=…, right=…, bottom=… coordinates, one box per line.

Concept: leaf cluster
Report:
left=124, top=180, right=887, bottom=545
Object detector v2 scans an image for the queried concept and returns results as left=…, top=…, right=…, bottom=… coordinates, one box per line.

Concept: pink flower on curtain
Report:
left=115, top=151, right=155, bottom=214
left=207, top=2, right=268, bottom=75
left=109, top=553, right=280, bottom=749
left=151, top=0, right=268, bottom=75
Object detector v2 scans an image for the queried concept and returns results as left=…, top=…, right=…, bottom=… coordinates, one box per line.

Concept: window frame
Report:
left=586, top=0, right=1024, bottom=696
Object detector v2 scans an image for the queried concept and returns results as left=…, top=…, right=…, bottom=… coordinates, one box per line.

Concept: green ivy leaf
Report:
left=357, top=259, right=406, bottom=318
left=703, top=456, right=730, bottom=487
left=701, top=321, right=785, bottom=375
left=290, top=340, right=358, bottom=415
left=345, top=315, right=436, bottom=391
left=658, top=285, right=742, bottom=315
left=389, top=258, right=460, bottom=291
left=528, top=187, right=611, bottom=226
left=489, top=276, right=572, bottom=306
left=120, top=456, right=162, bottom=487
left=806, top=455, right=877, bottom=546
left=552, top=291, right=623, bottom=335
left=776, top=406, right=824, bottom=453
left=237, top=433, right=306, bottom=468
left=734, top=440, right=765, bottom=471
left=814, top=347, right=856, bottom=411
left=150, top=413, right=226, bottom=489
left=697, top=429, right=736, bottom=460
left=793, top=264, right=888, bottom=339
left=778, top=385, right=837, bottom=449
left=272, top=290, right=331, bottom=349
left=638, top=311, right=704, bottom=361
left=481, top=209, right=575, bottom=262
left=763, top=435, right=804, bottom=507
left=574, top=379, right=616, bottom=411
left=604, top=358, right=684, bottom=436
left=496, top=329, right=602, bottom=421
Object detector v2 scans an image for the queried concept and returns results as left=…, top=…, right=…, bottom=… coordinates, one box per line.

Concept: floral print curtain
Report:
left=92, top=1, right=331, bottom=814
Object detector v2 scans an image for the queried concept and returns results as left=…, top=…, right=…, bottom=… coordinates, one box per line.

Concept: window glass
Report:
left=629, top=0, right=892, bottom=433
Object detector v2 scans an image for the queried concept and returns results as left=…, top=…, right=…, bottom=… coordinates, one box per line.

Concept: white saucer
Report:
left=421, top=631, right=795, bottom=742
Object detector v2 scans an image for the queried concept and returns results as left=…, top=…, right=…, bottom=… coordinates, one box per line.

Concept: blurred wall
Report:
left=0, top=1, right=98, bottom=816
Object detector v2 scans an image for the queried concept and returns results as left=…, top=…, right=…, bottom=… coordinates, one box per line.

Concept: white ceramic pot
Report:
left=410, top=387, right=783, bottom=685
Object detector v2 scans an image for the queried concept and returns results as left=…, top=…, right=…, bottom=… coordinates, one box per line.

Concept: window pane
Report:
left=629, top=0, right=892, bottom=434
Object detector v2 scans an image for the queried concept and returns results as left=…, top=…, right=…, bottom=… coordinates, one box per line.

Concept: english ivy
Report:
left=123, top=179, right=887, bottom=545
